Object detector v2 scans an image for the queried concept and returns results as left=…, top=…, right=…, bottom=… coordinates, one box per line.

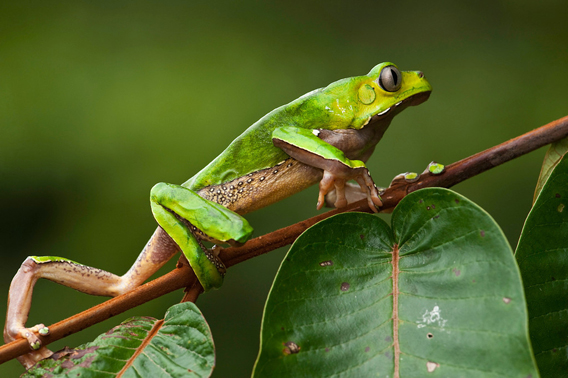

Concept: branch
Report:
left=1, top=115, right=567, bottom=364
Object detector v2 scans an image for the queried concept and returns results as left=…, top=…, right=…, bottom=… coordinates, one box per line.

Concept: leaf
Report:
left=253, top=188, right=538, bottom=377
left=516, top=153, right=568, bottom=376
left=533, top=136, right=568, bottom=203
left=22, top=302, right=215, bottom=378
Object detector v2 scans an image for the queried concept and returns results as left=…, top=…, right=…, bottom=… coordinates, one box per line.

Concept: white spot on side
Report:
left=426, top=361, right=440, bottom=373
left=377, top=107, right=390, bottom=116
left=336, top=99, right=347, bottom=114
left=417, top=305, right=447, bottom=329
left=312, top=129, right=321, bottom=136
left=503, top=297, right=511, bottom=304
left=395, top=101, right=402, bottom=106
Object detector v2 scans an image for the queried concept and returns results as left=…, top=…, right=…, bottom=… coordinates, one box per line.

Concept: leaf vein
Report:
left=399, top=351, right=514, bottom=377
left=529, top=307, right=568, bottom=321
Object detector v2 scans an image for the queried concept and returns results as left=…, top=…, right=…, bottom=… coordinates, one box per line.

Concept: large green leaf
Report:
left=23, top=302, right=215, bottom=378
left=516, top=153, right=568, bottom=376
left=533, top=136, right=568, bottom=203
left=254, top=188, right=538, bottom=377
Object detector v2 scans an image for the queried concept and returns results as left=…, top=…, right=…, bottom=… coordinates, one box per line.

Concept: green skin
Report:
left=4, top=62, right=431, bottom=369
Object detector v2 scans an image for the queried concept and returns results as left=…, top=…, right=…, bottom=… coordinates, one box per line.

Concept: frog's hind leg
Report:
left=149, top=182, right=253, bottom=292
left=4, top=227, right=179, bottom=369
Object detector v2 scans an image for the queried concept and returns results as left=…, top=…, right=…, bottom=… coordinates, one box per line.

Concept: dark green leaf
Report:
left=23, top=302, right=215, bottom=378
left=254, top=188, right=538, bottom=377
left=517, top=153, right=568, bottom=376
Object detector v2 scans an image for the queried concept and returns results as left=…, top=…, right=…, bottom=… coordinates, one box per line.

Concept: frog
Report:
left=4, top=62, right=432, bottom=368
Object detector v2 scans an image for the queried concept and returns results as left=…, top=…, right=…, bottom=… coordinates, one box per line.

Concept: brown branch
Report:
left=1, top=114, right=568, bottom=364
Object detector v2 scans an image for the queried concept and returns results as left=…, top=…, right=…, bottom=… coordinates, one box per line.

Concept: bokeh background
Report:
left=1, top=1, right=567, bottom=376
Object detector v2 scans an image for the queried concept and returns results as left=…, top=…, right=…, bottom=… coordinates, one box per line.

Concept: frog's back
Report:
left=183, top=87, right=335, bottom=191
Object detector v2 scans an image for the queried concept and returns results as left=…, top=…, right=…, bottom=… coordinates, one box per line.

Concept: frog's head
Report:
left=318, top=62, right=432, bottom=130
left=350, top=62, right=432, bottom=128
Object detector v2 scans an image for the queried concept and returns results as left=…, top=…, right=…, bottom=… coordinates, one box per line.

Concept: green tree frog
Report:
left=4, top=62, right=431, bottom=368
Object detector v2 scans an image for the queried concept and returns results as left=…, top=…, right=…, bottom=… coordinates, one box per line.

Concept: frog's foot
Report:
left=317, top=168, right=382, bottom=212
left=4, top=323, right=53, bottom=369
left=324, top=182, right=383, bottom=209
left=19, top=323, right=50, bottom=350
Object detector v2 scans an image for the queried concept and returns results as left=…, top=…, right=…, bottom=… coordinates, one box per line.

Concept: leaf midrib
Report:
left=392, top=244, right=400, bottom=378
left=117, top=319, right=164, bottom=377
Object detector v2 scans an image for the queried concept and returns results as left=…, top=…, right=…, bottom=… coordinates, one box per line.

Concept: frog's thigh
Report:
left=150, top=183, right=233, bottom=291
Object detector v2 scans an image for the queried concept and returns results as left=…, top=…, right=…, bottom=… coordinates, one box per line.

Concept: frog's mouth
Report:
left=366, top=90, right=431, bottom=126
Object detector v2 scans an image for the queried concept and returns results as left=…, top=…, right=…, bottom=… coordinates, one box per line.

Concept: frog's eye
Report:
left=377, top=66, right=402, bottom=92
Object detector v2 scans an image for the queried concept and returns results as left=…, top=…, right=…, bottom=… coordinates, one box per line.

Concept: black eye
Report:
left=377, top=66, right=402, bottom=92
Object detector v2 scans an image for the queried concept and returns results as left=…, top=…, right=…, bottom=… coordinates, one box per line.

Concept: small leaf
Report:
left=253, top=188, right=538, bottom=377
left=517, top=153, right=568, bottom=376
left=23, top=302, right=215, bottom=378
left=533, top=136, right=568, bottom=203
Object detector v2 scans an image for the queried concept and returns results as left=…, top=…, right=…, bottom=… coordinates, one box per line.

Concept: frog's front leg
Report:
left=150, top=182, right=254, bottom=291
left=272, top=126, right=382, bottom=212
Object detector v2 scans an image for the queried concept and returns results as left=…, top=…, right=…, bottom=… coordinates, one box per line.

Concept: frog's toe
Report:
left=317, top=171, right=350, bottom=210
left=355, top=171, right=382, bottom=212
left=317, top=171, right=336, bottom=210
left=17, top=324, right=49, bottom=350
left=38, top=326, right=50, bottom=336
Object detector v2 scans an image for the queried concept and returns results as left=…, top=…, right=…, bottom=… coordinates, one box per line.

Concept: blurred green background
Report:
left=1, top=1, right=567, bottom=376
